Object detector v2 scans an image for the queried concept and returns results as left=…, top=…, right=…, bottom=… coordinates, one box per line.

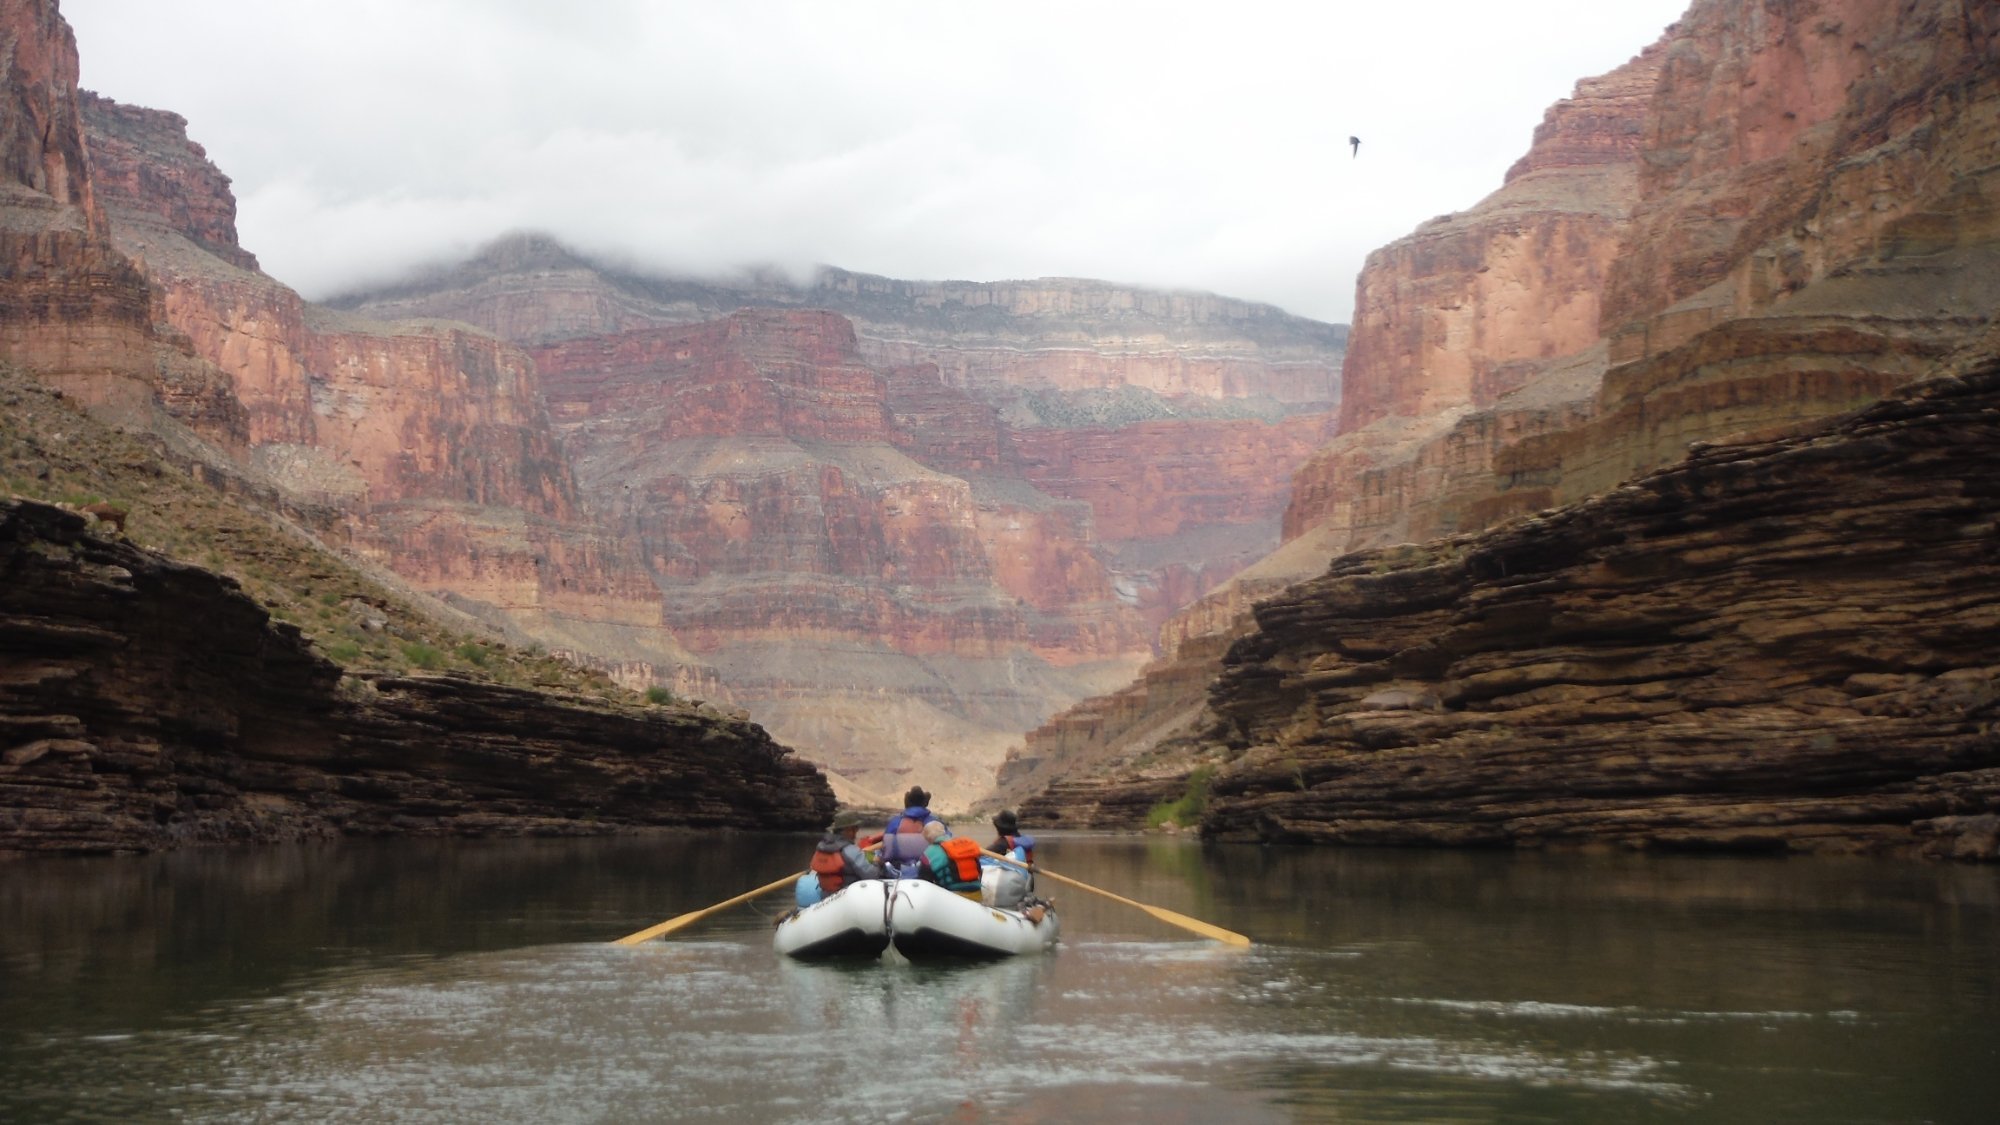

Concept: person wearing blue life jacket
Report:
left=987, top=809, right=1035, bottom=866
left=879, top=785, right=945, bottom=879
left=978, top=808, right=1039, bottom=911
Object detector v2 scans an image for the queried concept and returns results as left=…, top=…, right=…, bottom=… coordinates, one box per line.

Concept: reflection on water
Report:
left=2, top=835, right=1996, bottom=1122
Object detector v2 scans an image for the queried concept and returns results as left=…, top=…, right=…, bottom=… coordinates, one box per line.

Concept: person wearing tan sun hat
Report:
left=795, top=807, right=884, bottom=909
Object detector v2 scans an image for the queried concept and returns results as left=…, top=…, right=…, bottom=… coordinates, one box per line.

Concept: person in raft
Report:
left=879, top=785, right=945, bottom=879
left=794, top=808, right=883, bottom=909
left=918, top=820, right=985, bottom=894
left=979, top=809, right=1037, bottom=911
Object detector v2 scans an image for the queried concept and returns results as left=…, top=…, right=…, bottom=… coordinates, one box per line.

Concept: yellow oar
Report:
left=612, top=871, right=804, bottom=945
left=981, top=849, right=1250, bottom=947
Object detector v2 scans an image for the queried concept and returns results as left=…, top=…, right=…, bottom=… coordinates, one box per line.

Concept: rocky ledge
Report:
left=1197, top=356, right=2000, bottom=860
left=0, top=499, right=833, bottom=855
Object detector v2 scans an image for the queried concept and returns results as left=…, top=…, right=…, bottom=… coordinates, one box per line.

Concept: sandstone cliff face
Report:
left=1, top=0, right=95, bottom=225
left=323, top=237, right=1344, bottom=806
left=1333, top=49, right=1663, bottom=436
left=0, top=0, right=172, bottom=419
left=1198, top=359, right=2000, bottom=860
left=1011, top=413, right=1338, bottom=544
left=74, top=95, right=674, bottom=673
left=78, top=91, right=256, bottom=271
left=1017, top=0, right=2000, bottom=822
left=1292, top=0, right=1998, bottom=561
left=0, top=499, right=831, bottom=855
left=528, top=308, right=1153, bottom=805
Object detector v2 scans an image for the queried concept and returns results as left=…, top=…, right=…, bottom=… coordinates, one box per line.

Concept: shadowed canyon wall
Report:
left=0, top=499, right=830, bottom=855
left=1200, top=357, right=2000, bottom=859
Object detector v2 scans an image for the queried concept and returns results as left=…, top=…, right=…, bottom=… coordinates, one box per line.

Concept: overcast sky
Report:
left=65, top=0, right=1689, bottom=325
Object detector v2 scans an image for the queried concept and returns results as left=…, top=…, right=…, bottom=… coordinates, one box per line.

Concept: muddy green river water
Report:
left=2, top=834, right=1995, bottom=1122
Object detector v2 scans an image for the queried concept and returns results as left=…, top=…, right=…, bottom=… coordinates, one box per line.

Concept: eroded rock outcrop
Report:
left=0, top=0, right=240, bottom=436
left=1196, top=359, right=2000, bottom=859
left=78, top=91, right=256, bottom=272
left=0, top=498, right=831, bottom=855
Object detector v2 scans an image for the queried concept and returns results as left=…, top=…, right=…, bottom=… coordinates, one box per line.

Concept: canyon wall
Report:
left=1, top=0, right=835, bottom=851
left=74, top=93, right=685, bottom=686
left=0, top=4, right=241, bottom=436
left=0, top=498, right=831, bottom=855
left=319, top=235, right=1346, bottom=807
left=335, top=233, right=1348, bottom=634
left=1017, top=0, right=2000, bottom=822
left=67, top=103, right=1347, bottom=809
left=527, top=308, right=1154, bottom=806
left=1198, top=355, right=2000, bottom=859
left=1291, top=0, right=1997, bottom=555
left=336, top=235, right=1346, bottom=402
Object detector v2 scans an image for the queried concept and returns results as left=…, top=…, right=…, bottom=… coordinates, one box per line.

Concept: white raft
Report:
left=772, top=878, right=1059, bottom=962
left=886, top=879, right=1060, bottom=961
left=772, top=879, right=893, bottom=961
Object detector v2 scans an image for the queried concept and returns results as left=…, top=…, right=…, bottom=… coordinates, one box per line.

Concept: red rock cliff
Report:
left=1019, top=0, right=2000, bottom=816
left=79, top=91, right=257, bottom=271
left=1298, top=0, right=1998, bottom=558
left=0, top=0, right=157, bottom=405
left=74, top=93, right=672, bottom=651
left=528, top=307, right=1154, bottom=806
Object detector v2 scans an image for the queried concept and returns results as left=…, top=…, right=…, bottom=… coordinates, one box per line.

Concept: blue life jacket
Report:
left=986, top=833, right=1034, bottom=865
left=880, top=806, right=939, bottom=878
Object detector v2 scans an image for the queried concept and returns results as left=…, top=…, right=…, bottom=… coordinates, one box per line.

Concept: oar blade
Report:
left=982, top=848, right=1250, bottom=947
left=612, top=908, right=708, bottom=946
left=1139, top=903, right=1252, bottom=946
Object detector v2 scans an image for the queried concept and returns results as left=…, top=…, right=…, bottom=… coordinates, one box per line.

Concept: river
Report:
left=2, top=834, right=1994, bottom=1122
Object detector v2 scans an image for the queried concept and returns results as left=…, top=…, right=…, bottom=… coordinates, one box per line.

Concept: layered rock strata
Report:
left=1016, top=0, right=2000, bottom=817
left=1287, top=0, right=1999, bottom=558
left=335, top=234, right=1347, bottom=648
left=335, top=234, right=1347, bottom=404
left=1200, top=360, right=2000, bottom=859
left=77, top=92, right=256, bottom=271
left=0, top=0, right=243, bottom=438
left=0, top=498, right=831, bottom=855
left=529, top=309, right=1153, bottom=805
left=75, top=85, right=1344, bottom=808
left=73, top=92, right=681, bottom=688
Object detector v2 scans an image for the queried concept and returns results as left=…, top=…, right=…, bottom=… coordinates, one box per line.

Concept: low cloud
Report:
left=67, top=0, right=1690, bottom=323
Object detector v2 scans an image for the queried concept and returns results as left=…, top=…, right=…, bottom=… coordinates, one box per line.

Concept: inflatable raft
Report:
left=773, top=879, right=894, bottom=960
left=887, top=879, right=1059, bottom=960
left=773, top=879, right=1058, bottom=961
